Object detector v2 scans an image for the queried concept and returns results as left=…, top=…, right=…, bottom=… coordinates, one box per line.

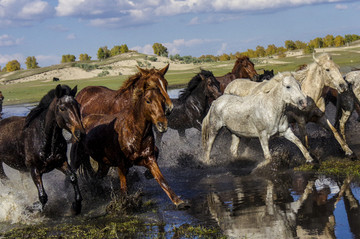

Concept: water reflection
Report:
left=205, top=172, right=360, bottom=239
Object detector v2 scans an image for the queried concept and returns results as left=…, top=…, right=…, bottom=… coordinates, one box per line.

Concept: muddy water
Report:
left=1, top=91, right=360, bottom=238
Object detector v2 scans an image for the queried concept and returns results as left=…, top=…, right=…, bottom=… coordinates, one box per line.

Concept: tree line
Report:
left=1, top=34, right=359, bottom=73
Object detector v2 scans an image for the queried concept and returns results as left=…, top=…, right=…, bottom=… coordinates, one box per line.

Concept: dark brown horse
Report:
left=71, top=79, right=185, bottom=207
left=76, top=64, right=173, bottom=117
left=0, top=85, right=85, bottom=214
left=0, top=90, right=4, bottom=116
left=216, top=56, right=259, bottom=92
left=155, top=69, right=221, bottom=145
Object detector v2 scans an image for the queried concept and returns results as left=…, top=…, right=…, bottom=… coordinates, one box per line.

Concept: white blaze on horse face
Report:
left=158, top=78, right=166, bottom=94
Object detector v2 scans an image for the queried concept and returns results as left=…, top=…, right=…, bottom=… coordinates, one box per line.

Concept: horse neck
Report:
left=295, top=63, right=323, bottom=101
left=184, top=82, right=208, bottom=116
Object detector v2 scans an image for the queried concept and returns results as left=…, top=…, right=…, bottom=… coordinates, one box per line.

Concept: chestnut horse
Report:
left=71, top=79, right=184, bottom=206
left=76, top=64, right=173, bottom=117
left=216, top=56, right=259, bottom=93
left=0, top=85, right=84, bottom=214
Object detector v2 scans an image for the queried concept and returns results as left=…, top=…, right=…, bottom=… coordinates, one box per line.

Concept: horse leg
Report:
left=154, top=127, right=163, bottom=147
left=317, top=115, right=354, bottom=156
left=281, top=128, right=314, bottom=163
left=117, top=166, right=127, bottom=193
left=230, top=134, right=240, bottom=158
left=143, top=155, right=184, bottom=206
left=256, top=133, right=272, bottom=168
left=338, top=109, right=351, bottom=142
left=30, top=167, right=48, bottom=209
left=355, top=103, right=360, bottom=122
left=57, top=161, right=82, bottom=215
left=202, top=113, right=222, bottom=164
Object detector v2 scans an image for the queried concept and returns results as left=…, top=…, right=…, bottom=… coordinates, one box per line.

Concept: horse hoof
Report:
left=346, top=153, right=358, bottom=161
left=176, top=200, right=190, bottom=210
left=72, top=201, right=82, bottom=215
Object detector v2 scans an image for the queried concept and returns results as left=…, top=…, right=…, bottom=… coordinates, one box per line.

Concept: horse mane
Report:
left=254, top=72, right=293, bottom=94
left=178, top=70, right=214, bottom=102
left=24, top=85, right=72, bottom=128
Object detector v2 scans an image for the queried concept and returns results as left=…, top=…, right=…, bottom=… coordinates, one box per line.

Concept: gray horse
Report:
left=202, top=72, right=314, bottom=168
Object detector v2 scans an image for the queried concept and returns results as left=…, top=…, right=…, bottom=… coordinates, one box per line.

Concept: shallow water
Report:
left=1, top=91, right=360, bottom=238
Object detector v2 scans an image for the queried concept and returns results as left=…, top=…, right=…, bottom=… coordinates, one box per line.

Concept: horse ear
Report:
left=313, top=51, right=320, bottom=64
left=136, top=66, right=148, bottom=75
left=71, top=85, right=78, bottom=97
left=55, top=84, right=63, bottom=98
left=159, top=64, right=169, bottom=76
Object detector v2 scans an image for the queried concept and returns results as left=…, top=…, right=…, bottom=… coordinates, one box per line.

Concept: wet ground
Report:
left=0, top=90, right=360, bottom=238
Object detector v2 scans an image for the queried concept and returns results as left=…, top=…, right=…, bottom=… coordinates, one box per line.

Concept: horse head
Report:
left=199, top=70, right=222, bottom=105
left=313, top=53, right=347, bottom=93
left=233, top=56, right=259, bottom=81
left=135, top=85, right=168, bottom=133
left=54, top=84, right=85, bottom=141
left=280, top=72, right=307, bottom=110
left=136, top=64, right=173, bottom=115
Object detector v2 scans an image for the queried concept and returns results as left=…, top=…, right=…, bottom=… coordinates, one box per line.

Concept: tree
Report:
left=255, top=45, right=266, bottom=57
left=295, top=40, right=307, bottom=50
left=25, top=56, right=39, bottom=69
left=120, top=44, right=129, bottom=53
left=303, top=44, right=315, bottom=54
left=61, top=54, right=76, bottom=63
left=323, top=34, right=334, bottom=47
left=97, top=46, right=110, bottom=60
left=6, top=60, right=21, bottom=72
left=79, top=53, right=91, bottom=61
left=265, top=44, right=277, bottom=56
left=152, top=43, right=168, bottom=57
left=284, top=40, right=296, bottom=50
left=334, top=35, right=345, bottom=47
left=110, top=45, right=121, bottom=56
left=309, top=37, right=323, bottom=48
left=218, top=53, right=230, bottom=61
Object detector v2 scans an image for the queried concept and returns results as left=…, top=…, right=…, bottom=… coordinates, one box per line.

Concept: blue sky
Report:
left=1, top=0, right=360, bottom=68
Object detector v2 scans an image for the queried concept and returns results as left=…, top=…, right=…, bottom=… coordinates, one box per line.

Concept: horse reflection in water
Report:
left=202, top=72, right=314, bottom=168
left=0, top=85, right=84, bottom=214
left=155, top=70, right=221, bottom=145
left=206, top=173, right=360, bottom=238
left=216, top=56, right=260, bottom=93
left=71, top=69, right=185, bottom=206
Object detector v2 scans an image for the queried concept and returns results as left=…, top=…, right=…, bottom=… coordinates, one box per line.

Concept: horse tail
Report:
left=201, top=109, right=212, bottom=148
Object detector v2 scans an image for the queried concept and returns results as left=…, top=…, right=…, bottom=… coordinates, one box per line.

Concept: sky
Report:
left=0, top=0, right=360, bottom=68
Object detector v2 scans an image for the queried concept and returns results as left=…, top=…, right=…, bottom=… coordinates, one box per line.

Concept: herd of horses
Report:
left=0, top=54, right=359, bottom=213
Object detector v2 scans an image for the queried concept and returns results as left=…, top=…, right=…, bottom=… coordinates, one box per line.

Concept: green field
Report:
left=1, top=46, right=360, bottom=105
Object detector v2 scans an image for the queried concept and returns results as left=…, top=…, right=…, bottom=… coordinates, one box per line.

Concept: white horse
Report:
left=202, top=72, right=314, bottom=168
left=225, top=53, right=353, bottom=156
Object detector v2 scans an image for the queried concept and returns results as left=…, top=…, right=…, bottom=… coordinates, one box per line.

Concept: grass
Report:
left=1, top=45, right=360, bottom=105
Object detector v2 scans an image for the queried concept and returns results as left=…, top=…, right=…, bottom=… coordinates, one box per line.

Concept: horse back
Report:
left=76, top=86, right=123, bottom=116
left=216, top=73, right=236, bottom=93
left=0, top=116, right=27, bottom=170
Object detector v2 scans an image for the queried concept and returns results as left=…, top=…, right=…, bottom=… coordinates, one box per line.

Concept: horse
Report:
left=324, top=70, right=360, bottom=142
left=76, top=64, right=173, bottom=117
left=71, top=79, right=185, bottom=207
left=216, top=56, right=259, bottom=93
left=224, top=53, right=353, bottom=157
left=202, top=72, right=314, bottom=168
left=0, top=85, right=85, bottom=214
left=0, top=90, right=4, bottom=116
left=155, top=70, right=221, bottom=145
left=259, top=69, right=274, bottom=81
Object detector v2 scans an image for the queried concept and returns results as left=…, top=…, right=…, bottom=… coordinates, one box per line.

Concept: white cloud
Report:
left=48, top=24, right=69, bottom=32
left=0, top=0, right=53, bottom=27
left=217, top=43, right=227, bottom=55
left=67, top=33, right=76, bottom=40
left=0, top=53, right=25, bottom=66
left=131, top=44, right=154, bottom=55
left=0, top=34, right=24, bottom=47
left=36, top=55, right=61, bottom=67
left=335, top=4, right=348, bottom=9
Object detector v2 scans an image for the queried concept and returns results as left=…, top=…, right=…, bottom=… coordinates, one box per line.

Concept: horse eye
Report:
left=58, top=105, right=66, bottom=111
left=326, top=69, right=330, bottom=72
left=146, top=100, right=151, bottom=104
left=286, top=86, right=291, bottom=89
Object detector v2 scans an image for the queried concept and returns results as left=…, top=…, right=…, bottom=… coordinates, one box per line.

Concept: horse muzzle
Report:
left=338, top=83, right=348, bottom=93
left=156, top=122, right=168, bottom=133
left=298, top=99, right=307, bottom=110
left=165, top=104, right=174, bottom=116
left=251, top=75, right=261, bottom=82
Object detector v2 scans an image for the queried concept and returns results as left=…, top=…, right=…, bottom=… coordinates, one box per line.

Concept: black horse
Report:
left=259, top=69, right=274, bottom=81
left=155, top=70, right=221, bottom=145
left=0, top=85, right=85, bottom=214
